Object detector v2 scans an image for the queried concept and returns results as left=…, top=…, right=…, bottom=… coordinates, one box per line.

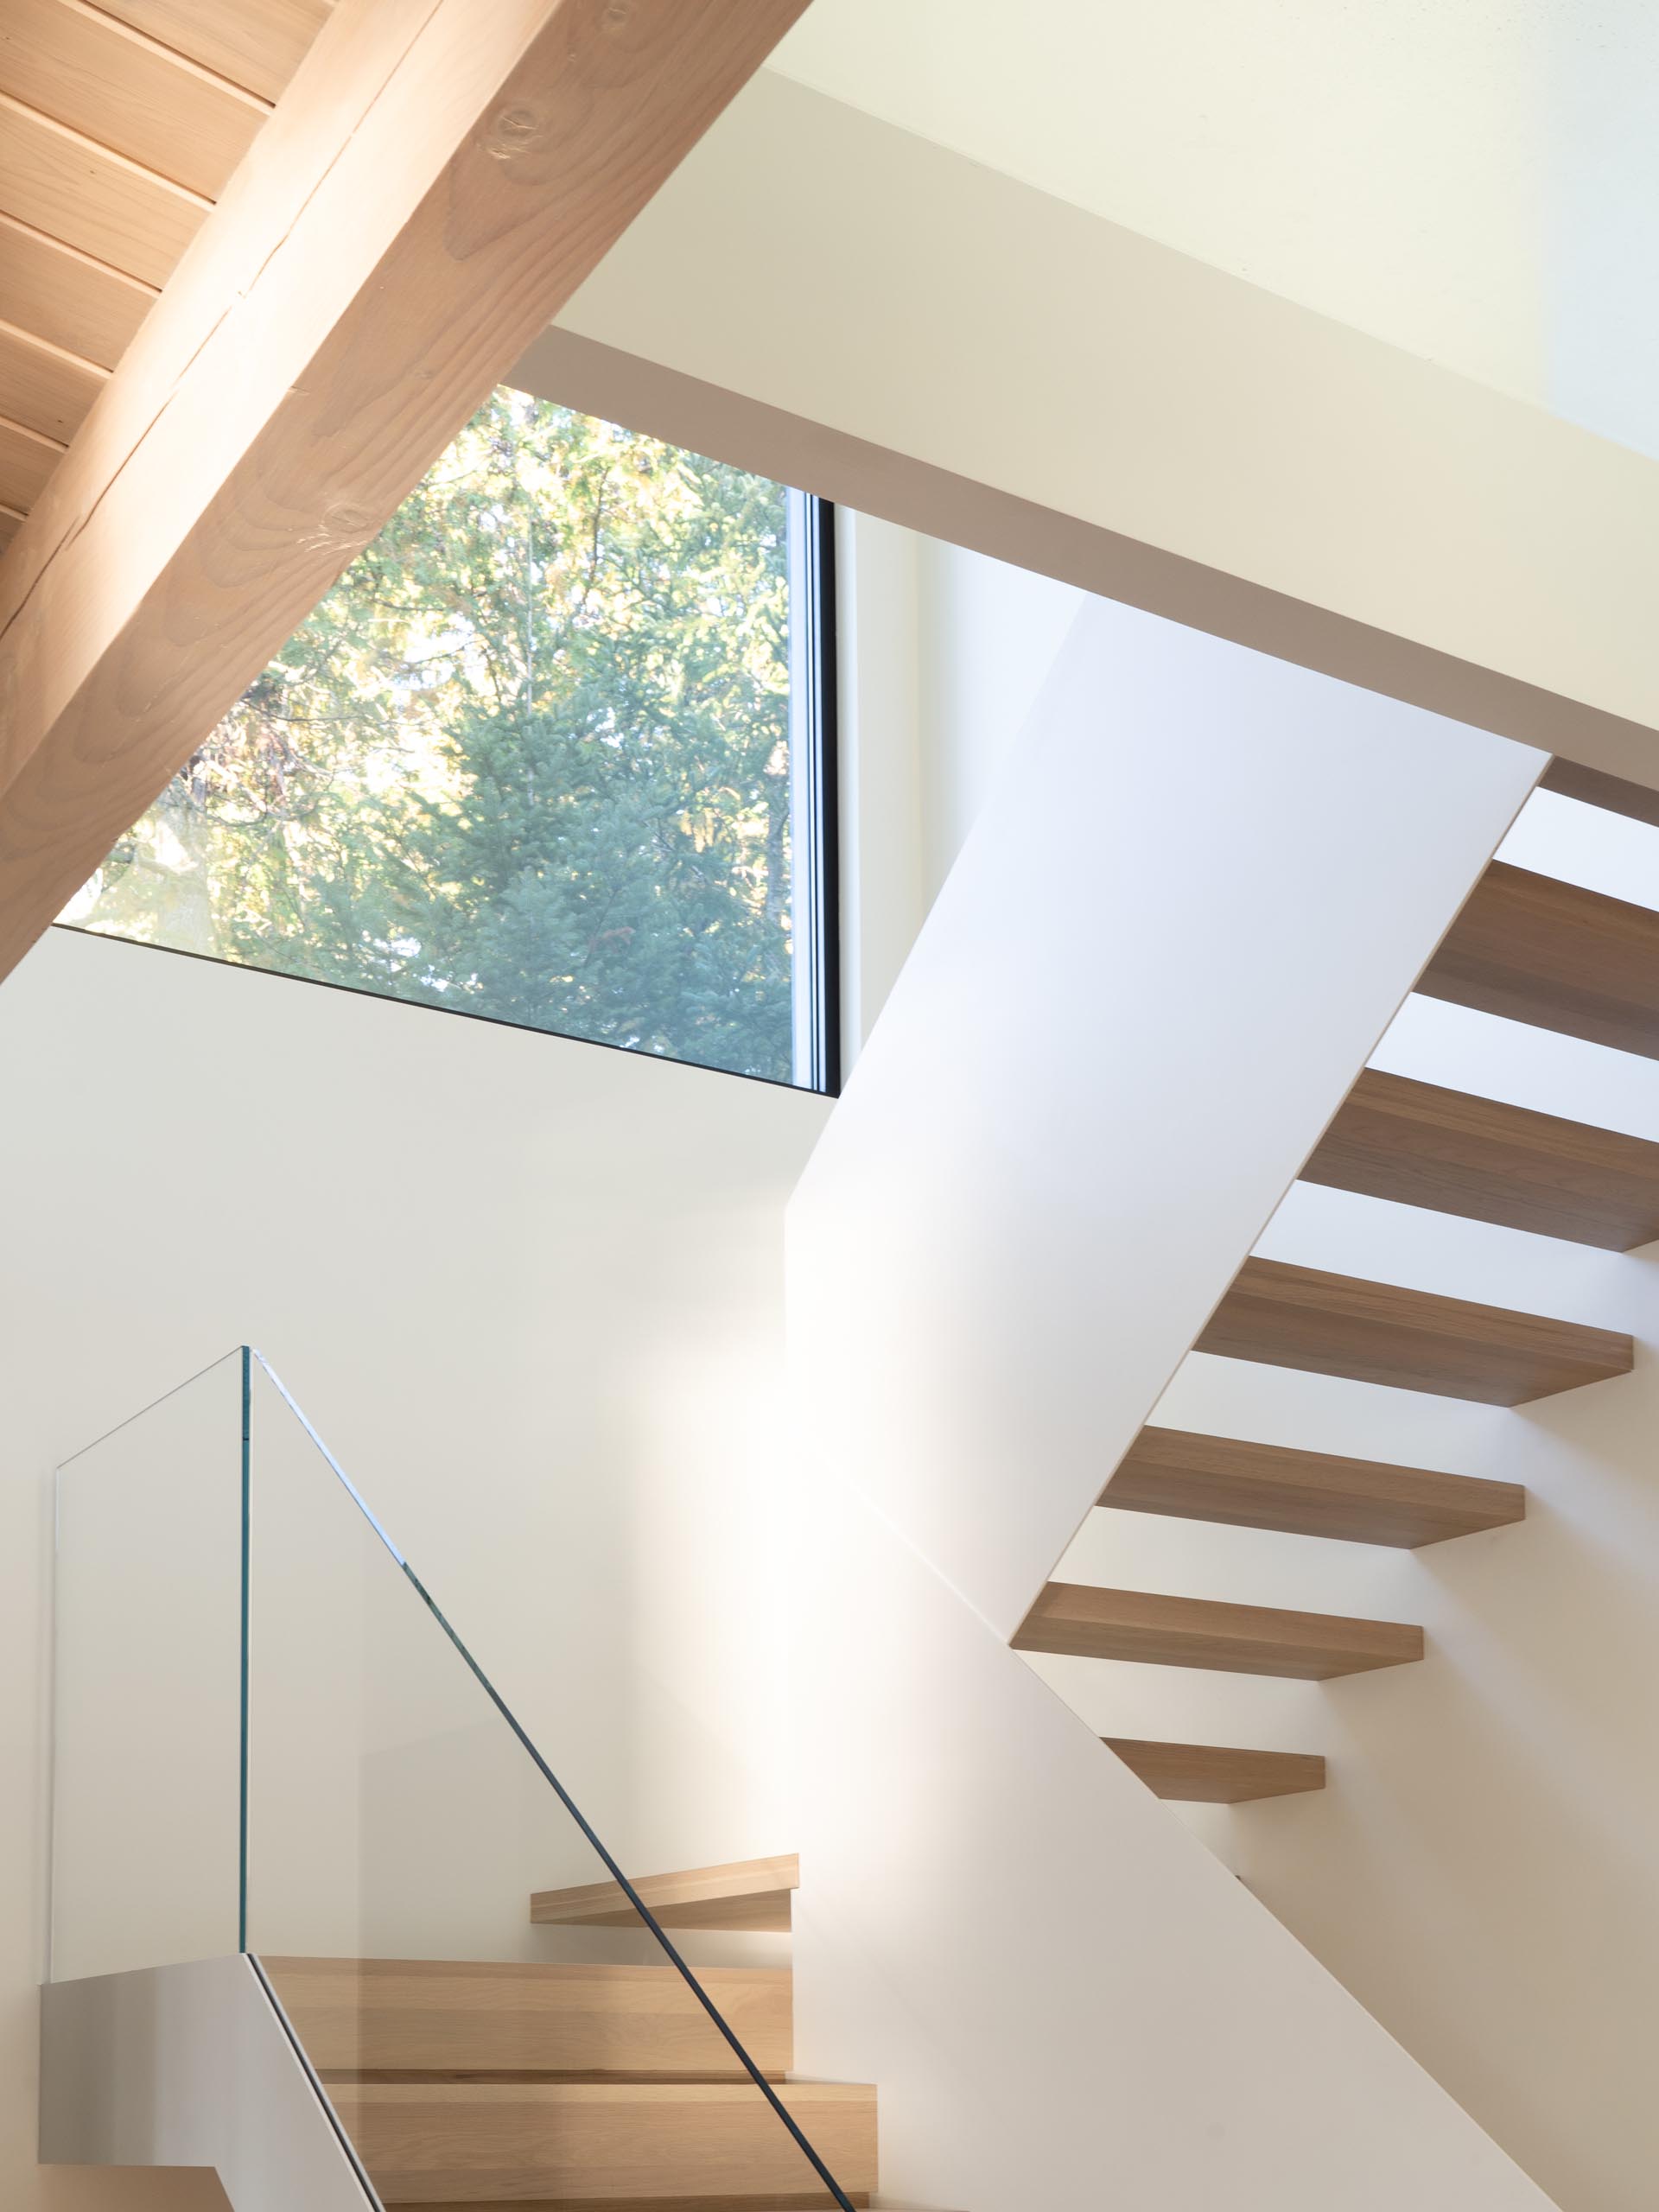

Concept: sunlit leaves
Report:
left=78, top=391, right=797, bottom=1078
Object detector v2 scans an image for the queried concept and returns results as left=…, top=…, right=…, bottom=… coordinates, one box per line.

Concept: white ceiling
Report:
left=772, top=0, right=1659, bottom=456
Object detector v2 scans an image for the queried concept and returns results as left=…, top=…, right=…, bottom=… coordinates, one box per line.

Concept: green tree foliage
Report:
left=76, top=390, right=797, bottom=1079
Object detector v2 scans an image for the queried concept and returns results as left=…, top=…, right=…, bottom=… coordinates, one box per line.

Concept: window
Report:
left=62, top=389, right=839, bottom=1092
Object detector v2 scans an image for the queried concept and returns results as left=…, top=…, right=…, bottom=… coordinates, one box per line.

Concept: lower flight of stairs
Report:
left=1017, top=786, right=1657, bottom=1803
left=264, top=1859, right=877, bottom=2209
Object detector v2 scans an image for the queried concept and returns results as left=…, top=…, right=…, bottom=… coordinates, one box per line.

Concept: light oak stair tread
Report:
left=1104, top=1426, right=1525, bottom=1548
left=1105, top=1737, right=1326, bottom=1802
left=1197, top=1255, right=1631, bottom=1404
left=329, top=2075, right=877, bottom=2206
left=1302, top=1066, right=1659, bottom=1249
left=262, top=1956, right=791, bottom=2080
left=531, top=1854, right=799, bottom=1934
left=1014, top=1581, right=1423, bottom=1679
left=1419, top=859, right=1659, bottom=1062
left=1539, top=757, right=1659, bottom=831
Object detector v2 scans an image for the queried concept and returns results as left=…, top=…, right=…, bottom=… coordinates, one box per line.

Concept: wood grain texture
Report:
left=1104, top=1425, right=1525, bottom=1548
left=0, top=0, right=443, bottom=583
left=0, top=505, right=20, bottom=550
left=0, top=410, right=64, bottom=509
left=1105, top=1737, right=1326, bottom=1802
left=0, top=0, right=269, bottom=198
left=263, top=1956, right=791, bottom=2081
left=0, top=90, right=208, bottom=285
left=531, top=1855, right=799, bottom=1934
left=1541, top=755, right=1659, bottom=830
left=1197, top=1255, right=1632, bottom=1404
left=0, top=0, right=817, bottom=983
left=328, top=2077, right=877, bottom=2205
left=1014, top=1582, right=1424, bottom=1678
left=0, top=317, right=104, bottom=442
left=0, top=211, right=155, bottom=369
left=1419, top=859, right=1659, bottom=1061
left=1303, top=1065, right=1659, bottom=1249
left=92, top=0, right=334, bottom=103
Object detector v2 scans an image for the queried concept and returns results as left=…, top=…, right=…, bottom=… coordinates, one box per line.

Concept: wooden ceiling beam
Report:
left=0, top=0, right=811, bottom=982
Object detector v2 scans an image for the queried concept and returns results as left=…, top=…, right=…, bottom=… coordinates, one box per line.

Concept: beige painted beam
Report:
left=521, top=71, right=1659, bottom=785
left=0, top=0, right=810, bottom=982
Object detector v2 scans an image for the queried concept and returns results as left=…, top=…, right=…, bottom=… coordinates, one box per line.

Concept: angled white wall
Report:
left=785, top=594, right=1554, bottom=2206
left=790, top=592, right=1545, bottom=1639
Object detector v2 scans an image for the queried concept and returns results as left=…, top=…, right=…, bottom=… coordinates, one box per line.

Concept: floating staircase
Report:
left=1418, top=857, right=1659, bottom=1059
left=1301, top=1065, right=1659, bottom=1249
left=1103, top=1738, right=1326, bottom=1802
left=1103, top=1426, right=1524, bottom=1548
left=328, top=2077, right=876, bottom=2207
left=531, top=1853, right=799, bottom=1934
left=264, top=1859, right=875, bottom=2209
left=266, top=1954, right=796, bottom=2078
left=1193, top=1255, right=1631, bottom=1404
left=1014, top=1583, right=1423, bottom=1679
left=1022, top=772, right=1655, bottom=1815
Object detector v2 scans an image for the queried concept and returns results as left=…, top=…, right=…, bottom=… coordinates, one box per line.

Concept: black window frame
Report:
left=787, top=490, right=842, bottom=1097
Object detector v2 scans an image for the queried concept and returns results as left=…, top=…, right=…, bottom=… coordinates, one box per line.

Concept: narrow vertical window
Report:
left=62, top=389, right=840, bottom=1092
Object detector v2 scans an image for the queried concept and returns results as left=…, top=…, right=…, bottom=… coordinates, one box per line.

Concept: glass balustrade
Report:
left=52, top=1349, right=859, bottom=2209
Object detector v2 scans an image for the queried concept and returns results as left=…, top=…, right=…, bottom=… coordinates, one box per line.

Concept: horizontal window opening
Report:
left=60, top=386, right=839, bottom=1093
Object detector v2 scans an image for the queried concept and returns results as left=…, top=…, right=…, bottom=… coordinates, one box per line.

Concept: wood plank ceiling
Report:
left=0, top=0, right=332, bottom=545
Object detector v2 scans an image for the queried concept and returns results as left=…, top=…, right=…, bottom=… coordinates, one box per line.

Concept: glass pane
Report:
left=51, top=1351, right=245, bottom=1983
left=62, top=391, right=829, bottom=1088
left=245, top=1357, right=860, bottom=2210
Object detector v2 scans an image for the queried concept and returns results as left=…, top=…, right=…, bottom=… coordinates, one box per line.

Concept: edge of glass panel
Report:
left=247, top=1352, right=856, bottom=2212
left=48, top=1346, right=246, bottom=1988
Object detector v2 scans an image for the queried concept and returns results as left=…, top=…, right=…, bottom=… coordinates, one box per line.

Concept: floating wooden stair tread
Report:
left=1302, top=1067, right=1659, bottom=1249
left=1014, top=1582, right=1423, bottom=1679
left=1196, top=1255, right=1631, bottom=1404
left=531, top=1854, right=798, bottom=1934
left=1104, top=1426, right=1525, bottom=1547
left=1419, top=859, right=1659, bottom=1062
left=1539, top=757, right=1659, bottom=830
left=331, top=2075, right=877, bottom=2206
left=262, top=1956, right=792, bottom=2080
left=1105, top=1737, right=1326, bottom=1802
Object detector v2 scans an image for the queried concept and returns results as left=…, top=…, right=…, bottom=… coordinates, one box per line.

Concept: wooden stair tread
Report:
left=1196, top=1255, right=1631, bottom=1404
left=263, top=1957, right=791, bottom=2080
left=330, top=2076, right=877, bottom=2206
left=1419, top=859, right=1659, bottom=1062
left=1014, top=1581, right=1423, bottom=1679
left=1302, top=1066, right=1659, bottom=1249
left=1105, top=1737, right=1325, bottom=1802
left=531, top=1855, right=799, bottom=1934
left=1104, top=1426, right=1524, bottom=1548
left=1539, top=757, right=1659, bottom=830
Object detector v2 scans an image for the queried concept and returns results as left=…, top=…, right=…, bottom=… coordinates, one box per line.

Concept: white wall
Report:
left=549, top=70, right=1659, bottom=779
left=1029, top=789, right=1659, bottom=2212
left=788, top=590, right=1553, bottom=2205
left=769, top=3, right=1659, bottom=459
left=836, top=514, right=1084, bottom=1052
left=0, top=925, right=828, bottom=2212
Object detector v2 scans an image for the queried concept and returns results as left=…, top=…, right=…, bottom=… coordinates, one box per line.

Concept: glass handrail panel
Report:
left=50, top=1351, right=245, bottom=1983
left=241, top=1355, right=861, bottom=2209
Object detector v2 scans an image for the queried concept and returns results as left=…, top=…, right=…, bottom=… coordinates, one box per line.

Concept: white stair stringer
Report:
left=791, top=1473, right=1562, bottom=2212
left=785, top=597, right=1557, bottom=2207
left=40, top=1955, right=372, bottom=2209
